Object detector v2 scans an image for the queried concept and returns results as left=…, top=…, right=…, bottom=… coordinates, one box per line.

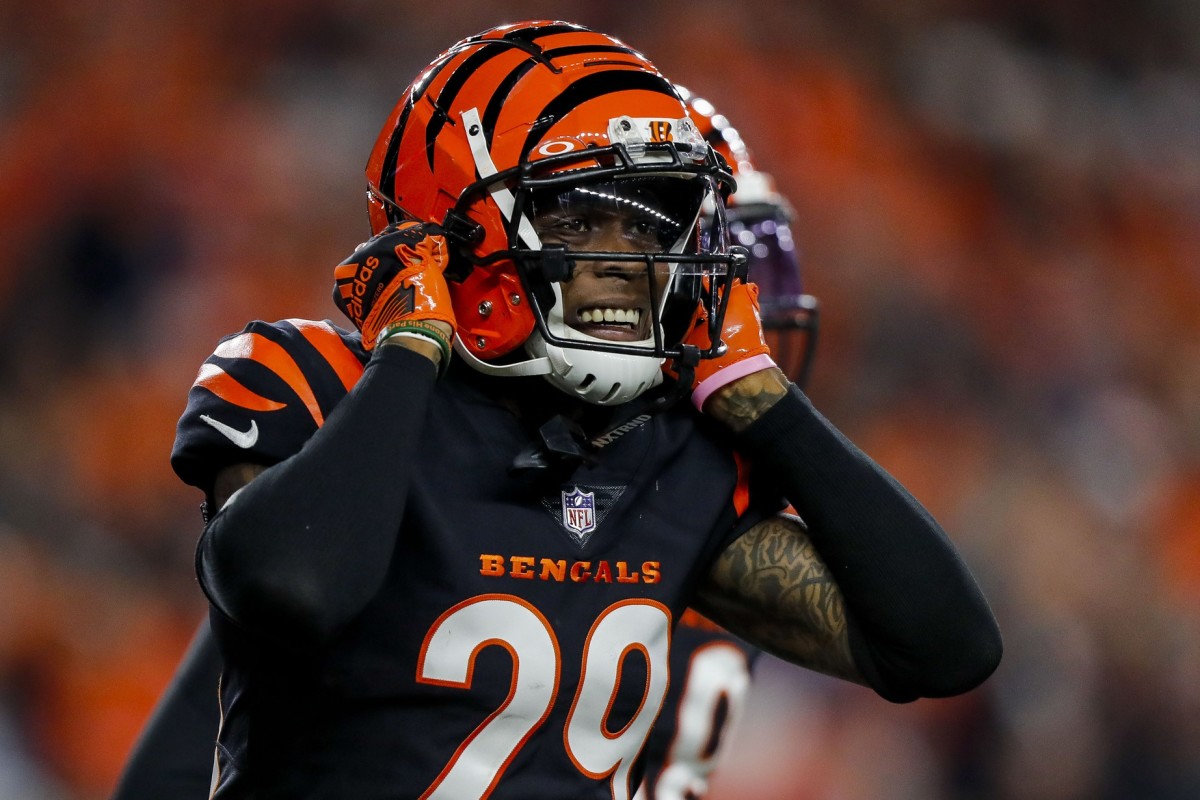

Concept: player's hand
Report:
left=672, top=280, right=778, bottom=411
left=333, top=222, right=456, bottom=371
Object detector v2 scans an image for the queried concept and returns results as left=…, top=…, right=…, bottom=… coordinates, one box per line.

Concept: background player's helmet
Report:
left=678, top=87, right=820, bottom=388
left=365, top=20, right=744, bottom=405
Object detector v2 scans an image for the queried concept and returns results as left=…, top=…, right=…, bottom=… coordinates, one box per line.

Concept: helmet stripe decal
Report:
left=501, top=23, right=581, bottom=44
left=480, top=45, right=648, bottom=148
left=519, top=70, right=677, bottom=160
left=377, top=100, right=413, bottom=214
left=377, top=50, right=463, bottom=211
left=423, top=43, right=521, bottom=169
left=425, top=34, right=627, bottom=159
left=425, top=32, right=627, bottom=169
left=542, top=44, right=641, bottom=59
left=382, top=31, right=619, bottom=205
left=481, top=59, right=539, bottom=144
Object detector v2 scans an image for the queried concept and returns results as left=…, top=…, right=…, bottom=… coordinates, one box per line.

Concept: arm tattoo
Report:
left=696, top=515, right=863, bottom=683
left=704, top=368, right=789, bottom=432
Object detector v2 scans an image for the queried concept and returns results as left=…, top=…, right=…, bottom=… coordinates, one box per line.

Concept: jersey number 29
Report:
left=417, top=593, right=671, bottom=800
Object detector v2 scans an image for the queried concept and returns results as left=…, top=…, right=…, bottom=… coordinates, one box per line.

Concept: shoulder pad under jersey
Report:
left=171, top=318, right=367, bottom=491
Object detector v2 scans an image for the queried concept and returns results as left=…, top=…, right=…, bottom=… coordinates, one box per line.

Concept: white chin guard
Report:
left=525, top=327, right=664, bottom=406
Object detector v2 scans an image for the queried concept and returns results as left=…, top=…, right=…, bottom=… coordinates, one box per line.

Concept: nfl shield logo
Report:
left=561, top=488, right=596, bottom=537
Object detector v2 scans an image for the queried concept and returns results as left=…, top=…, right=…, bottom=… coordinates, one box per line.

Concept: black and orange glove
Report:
left=672, top=281, right=778, bottom=410
left=333, top=222, right=457, bottom=371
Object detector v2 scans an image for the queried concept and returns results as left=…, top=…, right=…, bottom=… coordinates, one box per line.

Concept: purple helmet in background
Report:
left=679, top=86, right=820, bottom=387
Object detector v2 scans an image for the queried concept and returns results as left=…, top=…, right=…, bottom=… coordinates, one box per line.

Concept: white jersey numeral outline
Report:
left=417, top=594, right=672, bottom=800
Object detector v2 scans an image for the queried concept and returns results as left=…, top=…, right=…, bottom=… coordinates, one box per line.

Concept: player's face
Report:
left=532, top=183, right=683, bottom=343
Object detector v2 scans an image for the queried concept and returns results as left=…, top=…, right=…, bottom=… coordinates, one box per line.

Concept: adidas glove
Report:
left=333, top=222, right=456, bottom=370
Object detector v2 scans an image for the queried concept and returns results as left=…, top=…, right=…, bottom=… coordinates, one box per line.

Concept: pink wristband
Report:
left=691, top=354, right=778, bottom=410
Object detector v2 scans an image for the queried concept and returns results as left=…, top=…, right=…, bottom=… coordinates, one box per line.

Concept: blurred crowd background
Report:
left=2, top=1, right=1199, bottom=798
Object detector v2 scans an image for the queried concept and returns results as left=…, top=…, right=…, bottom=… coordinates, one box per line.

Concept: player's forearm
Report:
left=735, top=383, right=1003, bottom=702
left=197, top=345, right=437, bottom=646
left=694, top=515, right=865, bottom=685
left=702, top=366, right=790, bottom=431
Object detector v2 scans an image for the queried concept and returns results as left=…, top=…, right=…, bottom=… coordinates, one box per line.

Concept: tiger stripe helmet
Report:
left=365, top=20, right=744, bottom=405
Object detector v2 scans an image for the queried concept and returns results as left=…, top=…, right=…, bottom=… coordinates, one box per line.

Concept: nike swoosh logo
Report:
left=200, top=415, right=260, bottom=449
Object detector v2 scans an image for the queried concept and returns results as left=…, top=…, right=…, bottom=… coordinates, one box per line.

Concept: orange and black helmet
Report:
left=365, top=20, right=745, bottom=404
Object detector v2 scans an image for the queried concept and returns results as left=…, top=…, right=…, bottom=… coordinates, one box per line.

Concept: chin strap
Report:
left=453, top=334, right=553, bottom=377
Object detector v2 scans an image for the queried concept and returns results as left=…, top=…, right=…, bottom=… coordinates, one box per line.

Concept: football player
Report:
left=113, top=86, right=820, bottom=800
left=121, top=20, right=1000, bottom=799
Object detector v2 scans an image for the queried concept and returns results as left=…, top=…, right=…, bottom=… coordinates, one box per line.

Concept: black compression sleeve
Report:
left=737, top=385, right=1002, bottom=702
left=197, top=345, right=437, bottom=646
left=111, top=618, right=221, bottom=799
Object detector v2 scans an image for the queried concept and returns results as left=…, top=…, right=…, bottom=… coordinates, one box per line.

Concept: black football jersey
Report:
left=172, top=318, right=780, bottom=799
left=636, top=610, right=759, bottom=800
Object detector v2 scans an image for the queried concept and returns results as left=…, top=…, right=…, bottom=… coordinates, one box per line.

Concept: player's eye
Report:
left=535, top=214, right=589, bottom=240
left=631, top=218, right=659, bottom=237
left=626, top=216, right=671, bottom=249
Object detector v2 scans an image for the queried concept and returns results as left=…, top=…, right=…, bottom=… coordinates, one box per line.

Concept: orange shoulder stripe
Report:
left=193, top=363, right=287, bottom=412
left=212, top=331, right=325, bottom=426
left=288, top=319, right=364, bottom=393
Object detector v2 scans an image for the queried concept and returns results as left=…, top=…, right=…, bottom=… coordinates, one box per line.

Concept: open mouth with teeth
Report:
left=571, top=306, right=648, bottom=342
